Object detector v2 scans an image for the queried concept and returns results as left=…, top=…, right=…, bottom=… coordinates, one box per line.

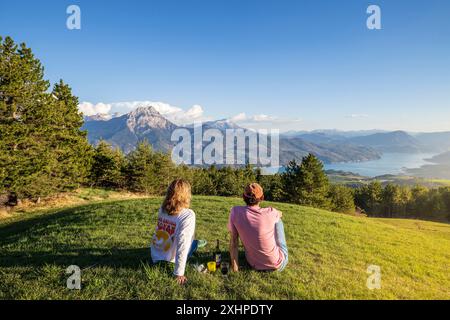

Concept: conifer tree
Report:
left=50, top=80, right=93, bottom=190
left=125, top=140, right=175, bottom=194
left=281, top=154, right=330, bottom=209
left=354, top=181, right=383, bottom=215
left=381, top=184, right=402, bottom=218
left=90, top=140, right=125, bottom=188
left=0, top=36, right=91, bottom=202
left=297, top=154, right=330, bottom=209
left=260, top=174, right=284, bottom=202
left=328, top=184, right=355, bottom=214
left=281, top=160, right=301, bottom=203
left=125, top=141, right=156, bottom=193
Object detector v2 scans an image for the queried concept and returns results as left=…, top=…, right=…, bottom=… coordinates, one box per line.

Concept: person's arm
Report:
left=174, top=212, right=195, bottom=283
left=229, top=230, right=239, bottom=272
left=270, top=206, right=282, bottom=219
left=227, top=208, right=239, bottom=272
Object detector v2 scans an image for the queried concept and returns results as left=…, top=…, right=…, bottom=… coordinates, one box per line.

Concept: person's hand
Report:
left=175, top=275, right=188, bottom=285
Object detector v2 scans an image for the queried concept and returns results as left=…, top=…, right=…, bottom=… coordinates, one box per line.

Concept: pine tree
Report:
left=354, top=181, right=383, bottom=215
left=125, top=141, right=175, bottom=194
left=281, top=160, right=301, bottom=203
left=0, top=37, right=91, bottom=203
left=409, top=184, right=429, bottom=217
left=328, top=184, right=355, bottom=214
left=1, top=36, right=49, bottom=201
left=90, top=140, right=125, bottom=188
left=439, top=187, right=450, bottom=221
left=297, top=154, right=330, bottom=209
left=192, top=168, right=216, bottom=195
left=152, top=151, right=176, bottom=194
left=281, top=155, right=330, bottom=209
left=381, top=184, right=402, bottom=218
left=125, top=141, right=156, bottom=193
left=49, top=80, right=93, bottom=190
left=217, top=167, right=240, bottom=196
left=260, top=174, right=284, bottom=202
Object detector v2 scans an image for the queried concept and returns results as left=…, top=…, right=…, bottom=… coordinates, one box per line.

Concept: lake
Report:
left=324, top=153, right=437, bottom=177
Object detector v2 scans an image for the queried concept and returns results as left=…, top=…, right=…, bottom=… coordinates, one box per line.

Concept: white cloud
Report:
left=229, top=112, right=302, bottom=131
left=78, top=100, right=209, bottom=125
left=229, top=113, right=289, bottom=123
left=108, top=101, right=182, bottom=116
left=78, top=100, right=303, bottom=131
left=78, top=102, right=112, bottom=116
left=230, top=112, right=247, bottom=122
left=176, top=104, right=205, bottom=123
left=251, top=114, right=272, bottom=122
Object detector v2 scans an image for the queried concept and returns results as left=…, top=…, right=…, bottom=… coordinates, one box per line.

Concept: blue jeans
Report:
left=187, top=240, right=198, bottom=258
left=275, top=220, right=288, bottom=271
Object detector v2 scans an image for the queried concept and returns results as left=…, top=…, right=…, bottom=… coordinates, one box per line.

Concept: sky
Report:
left=1, top=0, right=450, bottom=132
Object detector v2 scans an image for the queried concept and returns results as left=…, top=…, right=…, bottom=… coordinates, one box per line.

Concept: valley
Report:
left=82, top=105, right=450, bottom=180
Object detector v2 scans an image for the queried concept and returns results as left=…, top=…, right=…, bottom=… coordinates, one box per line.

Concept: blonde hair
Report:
left=161, top=179, right=192, bottom=215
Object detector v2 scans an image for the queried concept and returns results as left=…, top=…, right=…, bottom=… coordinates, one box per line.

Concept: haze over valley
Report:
left=82, top=105, right=450, bottom=179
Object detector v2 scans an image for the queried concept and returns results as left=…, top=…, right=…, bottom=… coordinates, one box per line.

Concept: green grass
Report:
left=0, top=195, right=449, bottom=300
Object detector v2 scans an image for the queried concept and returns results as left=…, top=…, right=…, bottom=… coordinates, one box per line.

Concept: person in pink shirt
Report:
left=228, top=183, right=288, bottom=272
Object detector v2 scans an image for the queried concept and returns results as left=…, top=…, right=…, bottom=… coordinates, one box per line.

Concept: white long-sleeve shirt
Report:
left=150, top=207, right=196, bottom=276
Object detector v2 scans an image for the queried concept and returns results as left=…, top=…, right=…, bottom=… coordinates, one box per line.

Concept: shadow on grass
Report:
left=0, top=247, right=151, bottom=269
left=0, top=247, right=251, bottom=273
left=0, top=201, right=252, bottom=272
left=0, top=202, right=153, bottom=269
left=0, top=200, right=154, bottom=247
left=0, top=207, right=87, bottom=246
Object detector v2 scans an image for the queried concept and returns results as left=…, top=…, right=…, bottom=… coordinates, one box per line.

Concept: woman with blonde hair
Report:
left=151, top=179, right=206, bottom=284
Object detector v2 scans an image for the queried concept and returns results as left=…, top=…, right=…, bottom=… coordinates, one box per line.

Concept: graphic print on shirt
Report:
left=152, top=217, right=176, bottom=252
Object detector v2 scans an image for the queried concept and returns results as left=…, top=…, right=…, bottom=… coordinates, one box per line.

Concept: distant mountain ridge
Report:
left=347, top=131, right=425, bottom=153
left=81, top=105, right=383, bottom=165
left=283, top=130, right=450, bottom=154
left=82, top=106, right=178, bottom=154
left=82, top=106, right=450, bottom=165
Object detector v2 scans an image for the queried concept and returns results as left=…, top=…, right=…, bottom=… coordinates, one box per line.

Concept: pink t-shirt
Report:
left=228, top=205, right=284, bottom=270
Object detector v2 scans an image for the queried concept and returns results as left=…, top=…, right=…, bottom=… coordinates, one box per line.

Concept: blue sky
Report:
left=1, top=0, right=450, bottom=131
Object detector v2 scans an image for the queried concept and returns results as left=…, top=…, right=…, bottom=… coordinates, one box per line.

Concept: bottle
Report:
left=214, top=239, right=222, bottom=268
left=221, top=262, right=229, bottom=276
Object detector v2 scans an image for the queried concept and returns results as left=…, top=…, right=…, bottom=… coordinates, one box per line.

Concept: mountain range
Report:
left=284, top=130, right=450, bottom=154
left=82, top=105, right=450, bottom=166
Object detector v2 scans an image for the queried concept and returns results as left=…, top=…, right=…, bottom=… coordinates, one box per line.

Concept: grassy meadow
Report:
left=0, top=191, right=449, bottom=300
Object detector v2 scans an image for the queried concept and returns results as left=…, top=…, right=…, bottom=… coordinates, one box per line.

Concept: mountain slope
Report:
left=82, top=106, right=381, bottom=164
left=415, top=132, right=450, bottom=153
left=348, top=131, right=426, bottom=153
left=82, top=106, right=178, bottom=153
left=0, top=195, right=449, bottom=299
left=279, top=137, right=381, bottom=164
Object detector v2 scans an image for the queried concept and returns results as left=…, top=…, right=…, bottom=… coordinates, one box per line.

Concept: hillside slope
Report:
left=82, top=105, right=381, bottom=164
left=0, top=196, right=449, bottom=299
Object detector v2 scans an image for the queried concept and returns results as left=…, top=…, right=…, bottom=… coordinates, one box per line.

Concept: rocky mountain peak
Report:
left=130, top=105, right=160, bottom=116
left=126, top=105, right=175, bottom=133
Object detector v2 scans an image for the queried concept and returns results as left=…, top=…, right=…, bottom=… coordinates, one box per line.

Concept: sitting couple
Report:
left=150, top=179, right=288, bottom=285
